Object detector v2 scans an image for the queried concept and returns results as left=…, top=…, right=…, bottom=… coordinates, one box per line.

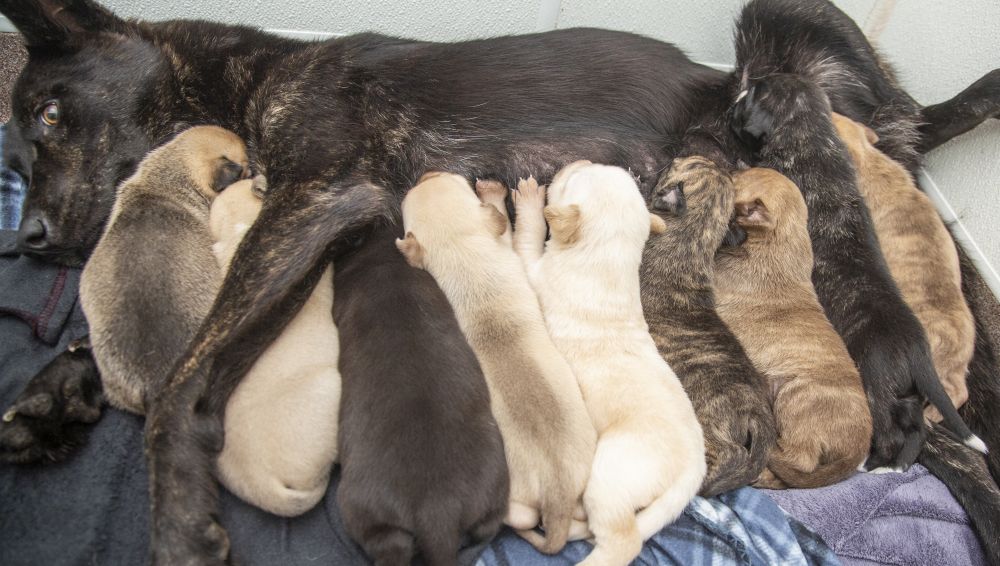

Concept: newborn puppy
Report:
left=730, top=73, right=984, bottom=470
left=209, top=178, right=341, bottom=517
left=512, top=162, right=705, bottom=566
left=833, top=113, right=976, bottom=425
left=80, top=125, right=247, bottom=414
left=640, top=157, right=777, bottom=496
left=714, top=168, right=873, bottom=488
left=334, top=225, right=508, bottom=565
left=398, top=173, right=596, bottom=555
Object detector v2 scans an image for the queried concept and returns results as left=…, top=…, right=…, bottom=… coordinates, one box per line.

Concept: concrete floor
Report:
left=1, top=31, right=999, bottom=353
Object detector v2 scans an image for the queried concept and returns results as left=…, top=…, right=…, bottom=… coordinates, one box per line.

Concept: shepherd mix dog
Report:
left=1, top=0, right=998, bottom=561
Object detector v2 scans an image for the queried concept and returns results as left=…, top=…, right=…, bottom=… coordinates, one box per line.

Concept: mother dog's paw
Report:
left=0, top=340, right=103, bottom=464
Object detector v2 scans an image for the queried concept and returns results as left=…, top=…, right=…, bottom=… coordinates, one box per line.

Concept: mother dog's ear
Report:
left=1, top=0, right=128, bottom=47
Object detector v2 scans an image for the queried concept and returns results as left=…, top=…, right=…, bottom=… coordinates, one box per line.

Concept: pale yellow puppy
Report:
left=397, top=172, right=597, bottom=555
left=833, top=113, right=975, bottom=423
left=210, top=178, right=341, bottom=517
left=510, top=162, right=705, bottom=566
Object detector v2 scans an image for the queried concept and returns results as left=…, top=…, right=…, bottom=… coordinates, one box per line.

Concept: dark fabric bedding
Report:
left=0, top=227, right=838, bottom=566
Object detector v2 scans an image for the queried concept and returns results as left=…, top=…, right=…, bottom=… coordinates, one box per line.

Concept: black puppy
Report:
left=730, top=73, right=983, bottom=470
left=3, top=0, right=999, bottom=561
left=333, top=225, right=509, bottom=566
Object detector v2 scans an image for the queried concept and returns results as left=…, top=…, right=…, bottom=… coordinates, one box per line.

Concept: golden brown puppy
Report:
left=833, top=113, right=976, bottom=424
left=209, top=179, right=341, bottom=517
left=398, top=172, right=597, bottom=555
left=714, top=168, right=873, bottom=488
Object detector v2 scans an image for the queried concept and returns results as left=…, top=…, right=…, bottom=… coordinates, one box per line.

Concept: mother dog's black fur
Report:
left=2, top=0, right=999, bottom=562
left=333, top=226, right=508, bottom=566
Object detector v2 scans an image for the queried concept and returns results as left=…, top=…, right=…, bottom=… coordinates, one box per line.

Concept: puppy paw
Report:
left=0, top=341, right=103, bottom=464
left=513, top=176, right=546, bottom=207
left=729, top=74, right=826, bottom=154
left=476, top=178, right=508, bottom=204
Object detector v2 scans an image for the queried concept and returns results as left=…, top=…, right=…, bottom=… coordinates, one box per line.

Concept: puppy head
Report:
left=831, top=112, right=879, bottom=161
left=545, top=162, right=662, bottom=248
left=161, top=126, right=250, bottom=200
left=209, top=178, right=261, bottom=268
left=397, top=171, right=506, bottom=268
left=731, top=168, right=807, bottom=239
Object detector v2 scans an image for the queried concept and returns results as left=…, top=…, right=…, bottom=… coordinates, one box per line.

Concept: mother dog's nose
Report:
left=17, top=213, right=54, bottom=253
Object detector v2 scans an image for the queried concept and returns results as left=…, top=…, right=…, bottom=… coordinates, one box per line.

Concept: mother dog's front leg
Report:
left=145, top=178, right=390, bottom=566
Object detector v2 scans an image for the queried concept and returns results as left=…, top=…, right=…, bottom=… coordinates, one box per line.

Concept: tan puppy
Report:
left=833, top=113, right=975, bottom=423
left=510, top=162, right=705, bottom=566
left=714, top=168, right=873, bottom=489
left=397, top=172, right=597, bottom=554
left=209, top=179, right=341, bottom=517
left=81, top=126, right=247, bottom=414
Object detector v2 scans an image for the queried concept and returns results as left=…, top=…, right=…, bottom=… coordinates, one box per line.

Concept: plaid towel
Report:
left=477, top=488, right=840, bottom=566
left=0, top=124, right=27, bottom=231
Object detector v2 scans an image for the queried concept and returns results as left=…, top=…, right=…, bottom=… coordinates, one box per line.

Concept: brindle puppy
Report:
left=730, top=74, right=984, bottom=470
left=333, top=225, right=508, bottom=566
left=832, top=113, right=976, bottom=424
left=715, top=168, right=872, bottom=488
left=640, top=156, right=776, bottom=496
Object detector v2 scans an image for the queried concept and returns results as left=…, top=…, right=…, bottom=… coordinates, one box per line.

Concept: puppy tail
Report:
left=915, top=363, right=988, bottom=455
left=414, top=522, right=462, bottom=566
left=635, top=461, right=705, bottom=541
left=533, top=485, right=577, bottom=554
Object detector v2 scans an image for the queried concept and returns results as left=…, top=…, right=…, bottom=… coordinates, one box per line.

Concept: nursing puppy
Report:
left=832, top=113, right=976, bottom=424
left=397, top=173, right=596, bottom=554
left=80, top=125, right=247, bottom=415
left=714, top=168, right=872, bottom=488
left=730, top=73, right=985, bottom=470
left=209, top=178, right=341, bottom=517
left=640, top=156, right=777, bottom=496
left=512, top=163, right=705, bottom=566
left=334, top=225, right=508, bottom=565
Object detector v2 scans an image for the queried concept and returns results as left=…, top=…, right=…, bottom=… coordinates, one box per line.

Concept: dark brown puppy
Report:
left=730, top=74, right=983, bottom=471
left=333, top=225, right=509, bottom=566
left=640, top=156, right=776, bottom=496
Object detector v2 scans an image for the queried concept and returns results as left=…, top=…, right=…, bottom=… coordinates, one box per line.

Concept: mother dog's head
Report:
left=2, top=0, right=178, bottom=265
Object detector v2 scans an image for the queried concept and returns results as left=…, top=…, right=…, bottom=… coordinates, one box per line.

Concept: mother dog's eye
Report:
left=39, top=101, right=60, bottom=127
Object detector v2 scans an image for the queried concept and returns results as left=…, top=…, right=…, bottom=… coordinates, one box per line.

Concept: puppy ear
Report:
left=395, top=232, right=426, bottom=269
left=735, top=198, right=774, bottom=230
left=649, top=213, right=667, bottom=235
left=544, top=204, right=582, bottom=244
left=211, top=157, right=247, bottom=192
left=481, top=203, right=508, bottom=238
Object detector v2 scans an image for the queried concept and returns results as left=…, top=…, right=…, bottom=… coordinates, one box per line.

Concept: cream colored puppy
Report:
left=397, top=172, right=597, bottom=555
left=511, top=162, right=706, bottom=566
left=210, top=178, right=342, bottom=517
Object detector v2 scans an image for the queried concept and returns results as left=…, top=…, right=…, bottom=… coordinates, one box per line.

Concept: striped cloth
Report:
left=478, top=488, right=840, bottom=566
left=0, top=124, right=27, bottom=231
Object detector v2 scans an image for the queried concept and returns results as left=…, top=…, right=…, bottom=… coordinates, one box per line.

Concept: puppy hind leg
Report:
left=512, top=176, right=547, bottom=266
left=146, top=179, right=390, bottom=565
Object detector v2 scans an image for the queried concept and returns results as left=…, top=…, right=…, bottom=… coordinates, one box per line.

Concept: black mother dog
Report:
left=2, top=0, right=998, bottom=563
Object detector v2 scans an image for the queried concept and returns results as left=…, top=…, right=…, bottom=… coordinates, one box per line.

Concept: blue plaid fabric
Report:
left=477, top=488, right=840, bottom=566
left=0, top=124, right=27, bottom=230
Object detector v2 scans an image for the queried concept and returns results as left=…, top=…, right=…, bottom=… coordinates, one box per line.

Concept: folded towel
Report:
left=764, top=467, right=986, bottom=566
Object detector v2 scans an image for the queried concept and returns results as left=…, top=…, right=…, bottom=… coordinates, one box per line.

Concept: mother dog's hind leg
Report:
left=145, top=178, right=390, bottom=566
left=919, top=69, right=1000, bottom=153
